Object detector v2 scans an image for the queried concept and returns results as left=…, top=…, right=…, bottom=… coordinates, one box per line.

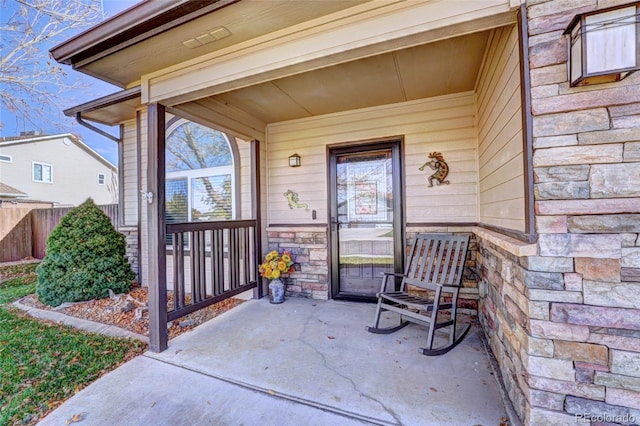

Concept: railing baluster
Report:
left=243, top=227, right=249, bottom=286
left=199, top=230, right=206, bottom=298
left=172, top=233, right=179, bottom=312
left=216, top=228, right=224, bottom=296
left=230, top=228, right=237, bottom=289
left=209, top=229, right=215, bottom=297
left=177, top=232, right=185, bottom=309
left=216, top=229, right=225, bottom=294
left=190, top=231, right=197, bottom=303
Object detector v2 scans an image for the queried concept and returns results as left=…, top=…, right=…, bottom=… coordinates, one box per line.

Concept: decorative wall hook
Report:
left=284, top=189, right=309, bottom=211
left=140, top=190, right=154, bottom=204
left=418, top=152, right=450, bottom=187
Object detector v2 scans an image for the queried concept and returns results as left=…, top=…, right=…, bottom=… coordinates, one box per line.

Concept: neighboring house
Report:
left=52, top=1, right=640, bottom=424
left=0, top=182, right=27, bottom=200
left=0, top=132, right=117, bottom=206
left=0, top=181, right=52, bottom=210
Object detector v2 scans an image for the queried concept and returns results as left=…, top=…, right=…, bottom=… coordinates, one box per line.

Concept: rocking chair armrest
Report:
left=379, top=272, right=406, bottom=293
left=381, top=272, right=407, bottom=278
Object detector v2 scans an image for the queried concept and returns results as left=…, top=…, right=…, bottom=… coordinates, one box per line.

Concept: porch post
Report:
left=251, top=139, right=263, bottom=299
left=147, top=102, right=168, bottom=352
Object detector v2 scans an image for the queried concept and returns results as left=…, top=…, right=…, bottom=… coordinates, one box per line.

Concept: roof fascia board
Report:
left=51, top=0, right=238, bottom=71
left=142, top=0, right=515, bottom=105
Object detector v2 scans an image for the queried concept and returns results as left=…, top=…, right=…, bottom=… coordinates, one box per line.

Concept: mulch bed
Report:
left=19, top=286, right=244, bottom=340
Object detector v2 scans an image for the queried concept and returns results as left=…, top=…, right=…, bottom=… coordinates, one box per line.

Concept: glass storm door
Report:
left=329, top=142, right=403, bottom=300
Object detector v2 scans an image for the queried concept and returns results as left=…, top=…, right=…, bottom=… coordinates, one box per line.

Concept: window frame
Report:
left=165, top=166, right=235, bottom=222
left=97, top=173, right=106, bottom=185
left=164, top=119, right=237, bottom=224
left=0, top=154, right=12, bottom=163
left=32, top=161, right=53, bottom=183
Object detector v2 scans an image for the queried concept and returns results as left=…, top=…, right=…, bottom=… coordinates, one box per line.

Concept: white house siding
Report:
left=476, top=24, right=525, bottom=232
left=266, top=93, right=479, bottom=225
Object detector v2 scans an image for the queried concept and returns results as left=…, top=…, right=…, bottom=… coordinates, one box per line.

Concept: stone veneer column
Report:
left=266, top=226, right=329, bottom=299
left=474, top=228, right=540, bottom=424
left=118, top=226, right=139, bottom=281
left=515, top=0, right=640, bottom=424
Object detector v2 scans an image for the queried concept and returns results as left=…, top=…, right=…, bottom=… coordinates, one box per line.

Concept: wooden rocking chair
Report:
left=366, top=233, right=471, bottom=356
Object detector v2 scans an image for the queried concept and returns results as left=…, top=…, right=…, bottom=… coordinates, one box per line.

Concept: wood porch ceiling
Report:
left=174, top=30, right=491, bottom=126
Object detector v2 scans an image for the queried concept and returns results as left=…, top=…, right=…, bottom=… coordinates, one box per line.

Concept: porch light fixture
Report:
left=564, top=3, right=640, bottom=87
left=288, top=153, right=301, bottom=167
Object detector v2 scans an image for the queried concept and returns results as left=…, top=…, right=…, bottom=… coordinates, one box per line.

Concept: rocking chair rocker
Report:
left=366, top=233, right=471, bottom=356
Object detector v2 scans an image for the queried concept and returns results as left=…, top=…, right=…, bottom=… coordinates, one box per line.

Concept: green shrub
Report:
left=36, top=199, right=135, bottom=306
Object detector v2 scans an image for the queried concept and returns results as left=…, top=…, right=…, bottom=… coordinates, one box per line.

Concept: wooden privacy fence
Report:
left=0, top=204, right=118, bottom=263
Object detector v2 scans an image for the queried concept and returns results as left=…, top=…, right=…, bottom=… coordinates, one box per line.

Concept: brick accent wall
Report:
left=477, top=1, right=640, bottom=424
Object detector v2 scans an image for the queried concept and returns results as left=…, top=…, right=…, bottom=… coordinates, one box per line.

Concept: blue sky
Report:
left=1, top=0, right=139, bottom=165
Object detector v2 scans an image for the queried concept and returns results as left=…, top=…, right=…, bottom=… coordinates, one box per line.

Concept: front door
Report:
left=329, top=140, right=403, bottom=301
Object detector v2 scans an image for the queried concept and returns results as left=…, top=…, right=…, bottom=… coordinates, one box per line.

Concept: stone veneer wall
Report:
left=119, top=226, right=139, bottom=281
left=475, top=1, right=640, bottom=424
left=266, top=226, right=329, bottom=299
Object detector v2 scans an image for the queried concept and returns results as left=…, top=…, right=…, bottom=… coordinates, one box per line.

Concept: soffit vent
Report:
left=182, top=27, right=231, bottom=49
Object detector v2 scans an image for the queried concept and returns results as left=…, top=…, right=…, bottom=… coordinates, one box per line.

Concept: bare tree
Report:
left=0, top=0, right=103, bottom=131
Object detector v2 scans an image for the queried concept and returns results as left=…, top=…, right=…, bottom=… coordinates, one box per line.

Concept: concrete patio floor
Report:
left=40, top=297, right=509, bottom=425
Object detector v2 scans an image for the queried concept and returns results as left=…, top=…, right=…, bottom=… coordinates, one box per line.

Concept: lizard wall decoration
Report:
left=284, top=190, right=309, bottom=211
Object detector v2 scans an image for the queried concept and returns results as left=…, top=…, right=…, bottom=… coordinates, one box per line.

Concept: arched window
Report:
left=165, top=119, right=235, bottom=223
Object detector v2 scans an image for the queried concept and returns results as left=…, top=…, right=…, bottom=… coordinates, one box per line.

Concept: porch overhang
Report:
left=63, top=86, right=142, bottom=126
left=143, top=0, right=519, bottom=108
left=52, top=0, right=521, bottom=137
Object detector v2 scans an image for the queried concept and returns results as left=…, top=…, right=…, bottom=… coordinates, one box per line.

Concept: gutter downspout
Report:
left=74, top=112, right=124, bottom=229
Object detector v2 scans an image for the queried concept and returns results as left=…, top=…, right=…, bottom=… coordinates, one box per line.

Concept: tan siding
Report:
left=476, top=25, right=525, bottom=232
left=122, top=119, right=139, bottom=226
left=267, top=93, right=479, bottom=225
left=237, top=139, right=253, bottom=219
left=138, top=110, right=149, bottom=286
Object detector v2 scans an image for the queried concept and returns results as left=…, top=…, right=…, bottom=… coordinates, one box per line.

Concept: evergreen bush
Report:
left=36, top=199, right=135, bottom=306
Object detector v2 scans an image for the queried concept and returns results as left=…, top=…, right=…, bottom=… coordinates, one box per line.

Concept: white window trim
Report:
left=97, top=173, right=106, bottom=185
left=32, top=161, right=53, bottom=184
left=166, top=165, right=235, bottom=221
left=0, top=154, right=12, bottom=163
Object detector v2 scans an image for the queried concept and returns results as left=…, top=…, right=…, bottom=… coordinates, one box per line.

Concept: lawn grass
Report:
left=0, top=262, right=38, bottom=304
left=0, top=262, right=146, bottom=425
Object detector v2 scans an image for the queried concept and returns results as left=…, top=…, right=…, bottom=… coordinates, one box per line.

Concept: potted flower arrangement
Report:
left=259, top=250, right=294, bottom=304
